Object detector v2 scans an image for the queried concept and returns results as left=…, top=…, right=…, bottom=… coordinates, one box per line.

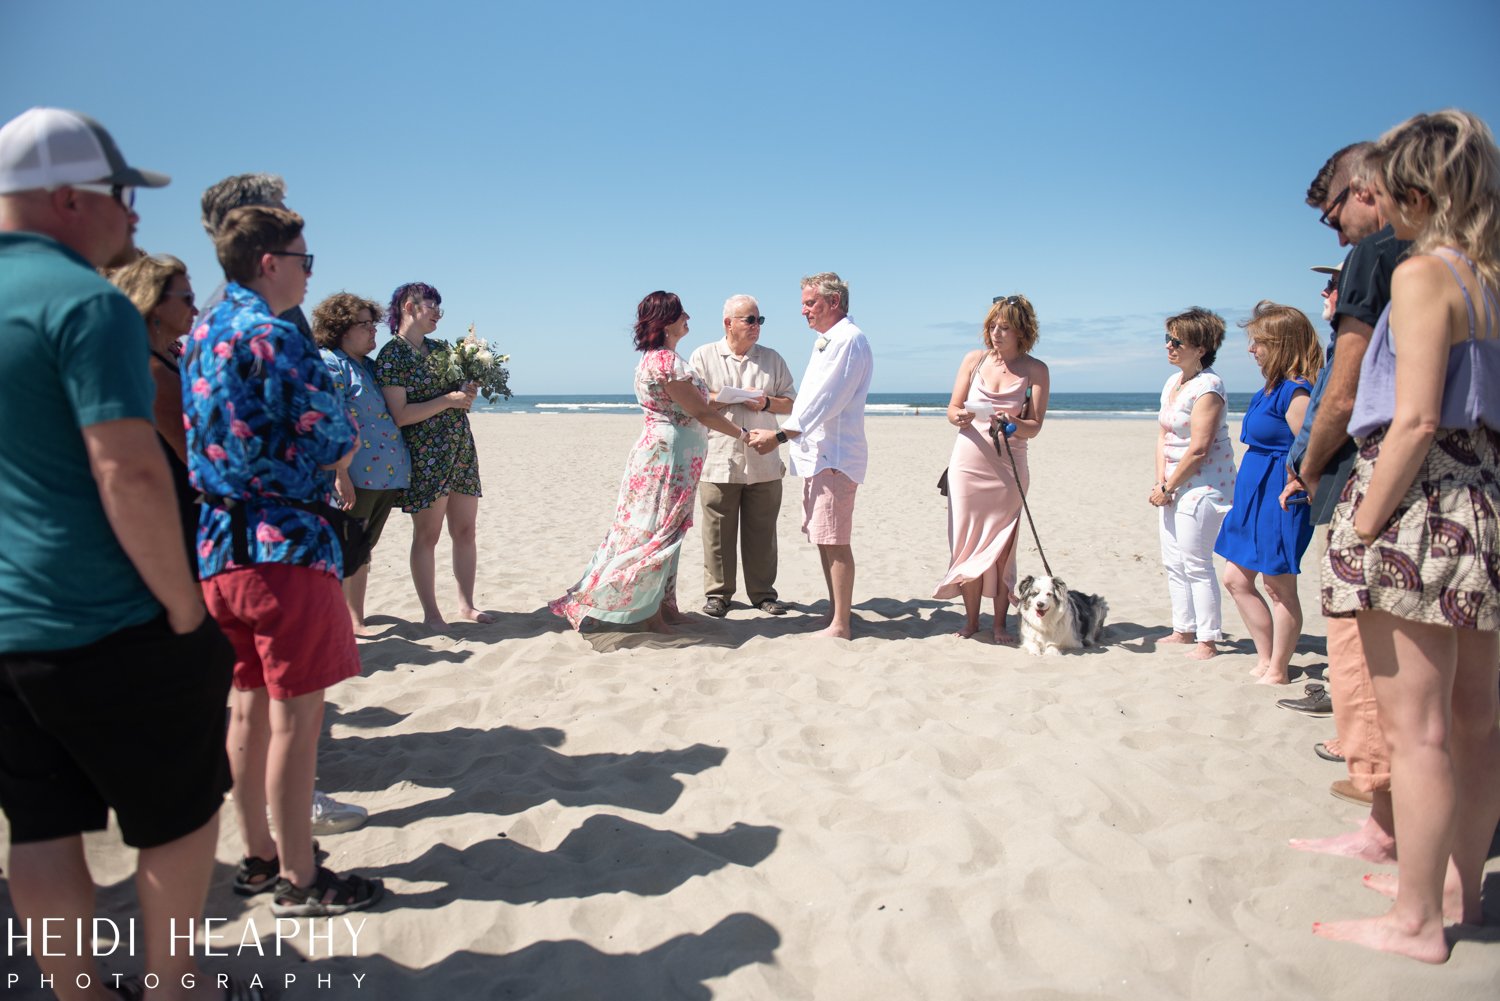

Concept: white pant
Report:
left=1158, top=495, right=1227, bottom=642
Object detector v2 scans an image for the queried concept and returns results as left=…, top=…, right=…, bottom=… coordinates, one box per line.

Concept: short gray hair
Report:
left=801, top=271, right=848, bottom=312
left=200, top=173, right=287, bottom=236
left=723, top=294, right=758, bottom=318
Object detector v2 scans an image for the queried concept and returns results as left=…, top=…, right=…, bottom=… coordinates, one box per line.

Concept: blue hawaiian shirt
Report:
left=183, top=283, right=357, bottom=580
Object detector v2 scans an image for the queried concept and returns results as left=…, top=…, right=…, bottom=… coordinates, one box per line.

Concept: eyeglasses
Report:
left=1165, top=336, right=1186, bottom=349
left=421, top=301, right=444, bottom=318
left=1319, top=186, right=1350, bottom=230
left=268, top=250, right=314, bottom=274
left=735, top=315, right=766, bottom=325
left=350, top=320, right=379, bottom=330
left=67, top=183, right=135, bottom=210
left=992, top=295, right=1023, bottom=306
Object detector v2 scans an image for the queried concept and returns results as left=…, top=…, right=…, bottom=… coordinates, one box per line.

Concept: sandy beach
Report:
left=3, top=414, right=1497, bottom=1000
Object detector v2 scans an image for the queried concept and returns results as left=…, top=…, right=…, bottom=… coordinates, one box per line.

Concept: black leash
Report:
left=988, top=418, right=1053, bottom=578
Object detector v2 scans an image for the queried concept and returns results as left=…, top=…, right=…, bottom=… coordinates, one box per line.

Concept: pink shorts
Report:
left=202, top=563, right=361, bottom=700
left=802, top=469, right=858, bottom=545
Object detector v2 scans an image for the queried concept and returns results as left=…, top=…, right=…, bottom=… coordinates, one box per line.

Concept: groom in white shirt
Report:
left=748, top=272, right=873, bottom=639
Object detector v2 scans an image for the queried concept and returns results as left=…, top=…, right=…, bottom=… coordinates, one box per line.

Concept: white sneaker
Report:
left=310, top=790, right=368, bottom=835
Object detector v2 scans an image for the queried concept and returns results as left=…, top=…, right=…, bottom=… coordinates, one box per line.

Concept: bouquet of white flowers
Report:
left=428, top=324, right=512, bottom=402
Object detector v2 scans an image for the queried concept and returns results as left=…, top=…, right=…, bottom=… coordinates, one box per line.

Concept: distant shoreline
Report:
left=473, top=392, right=1255, bottom=418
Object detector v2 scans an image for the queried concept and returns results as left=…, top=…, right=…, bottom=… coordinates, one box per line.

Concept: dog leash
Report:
left=988, top=405, right=1054, bottom=578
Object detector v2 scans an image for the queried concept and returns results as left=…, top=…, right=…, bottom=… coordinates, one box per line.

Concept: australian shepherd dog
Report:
left=1016, top=575, right=1109, bottom=656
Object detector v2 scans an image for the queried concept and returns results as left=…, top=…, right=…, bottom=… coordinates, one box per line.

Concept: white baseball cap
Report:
left=0, top=107, right=169, bottom=195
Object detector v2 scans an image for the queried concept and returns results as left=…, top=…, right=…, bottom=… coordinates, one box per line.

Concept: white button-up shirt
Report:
left=782, top=316, right=874, bottom=482
left=688, top=339, right=797, bottom=484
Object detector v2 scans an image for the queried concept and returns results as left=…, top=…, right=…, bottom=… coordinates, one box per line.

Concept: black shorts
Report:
left=0, top=612, right=234, bottom=849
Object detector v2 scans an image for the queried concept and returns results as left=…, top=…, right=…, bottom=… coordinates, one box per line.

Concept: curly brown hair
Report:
left=312, top=291, right=384, bottom=350
left=982, top=294, right=1039, bottom=354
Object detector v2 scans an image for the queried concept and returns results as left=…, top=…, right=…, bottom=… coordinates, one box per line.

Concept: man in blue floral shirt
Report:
left=184, top=205, right=383, bottom=915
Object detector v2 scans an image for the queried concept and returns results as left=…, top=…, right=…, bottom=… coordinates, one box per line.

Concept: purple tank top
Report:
left=1348, top=248, right=1500, bottom=439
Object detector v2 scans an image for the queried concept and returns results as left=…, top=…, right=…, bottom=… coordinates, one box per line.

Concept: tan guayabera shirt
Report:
left=688, top=338, right=797, bottom=484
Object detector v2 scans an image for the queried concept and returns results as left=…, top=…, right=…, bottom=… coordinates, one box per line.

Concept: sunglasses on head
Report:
left=992, top=295, right=1023, bottom=306
left=267, top=250, right=314, bottom=274
left=735, top=315, right=766, bottom=325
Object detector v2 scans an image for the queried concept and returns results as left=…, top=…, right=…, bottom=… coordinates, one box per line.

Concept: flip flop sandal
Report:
left=1314, top=741, right=1346, bottom=763
left=232, top=854, right=280, bottom=897
left=271, top=865, right=384, bottom=917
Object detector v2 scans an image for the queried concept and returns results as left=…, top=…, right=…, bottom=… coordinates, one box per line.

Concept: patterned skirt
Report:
left=1322, top=426, right=1500, bottom=630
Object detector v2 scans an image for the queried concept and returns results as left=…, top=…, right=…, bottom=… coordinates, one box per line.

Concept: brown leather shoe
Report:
left=1331, top=779, right=1373, bottom=806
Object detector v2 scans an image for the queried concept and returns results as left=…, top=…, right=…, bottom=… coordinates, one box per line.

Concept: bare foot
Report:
left=1362, top=872, right=1465, bottom=923
left=644, top=612, right=676, bottom=635
left=992, top=628, right=1016, bottom=645
left=458, top=606, right=495, bottom=624
left=1248, top=660, right=1271, bottom=677
left=1289, top=822, right=1398, bottom=864
left=422, top=615, right=449, bottom=630
left=955, top=623, right=980, bottom=639
left=812, top=623, right=852, bottom=640
left=1323, top=738, right=1344, bottom=757
left=1184, top=641, right=1217, bottom=660
left=1312, top=913, right=1450, bottom=964
left=352, top=620, right=380, bottom=638
left=1255, top=669, right=1289, bottom=685
left=1156, top=631, right=1195, bottom=645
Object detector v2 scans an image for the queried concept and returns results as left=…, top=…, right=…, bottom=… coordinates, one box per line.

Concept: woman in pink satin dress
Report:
left=934, top=295, right=1051, bottom=642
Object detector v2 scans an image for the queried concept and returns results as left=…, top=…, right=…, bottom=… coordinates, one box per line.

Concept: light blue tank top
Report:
left=1349, top=248, right=1500, bottom=439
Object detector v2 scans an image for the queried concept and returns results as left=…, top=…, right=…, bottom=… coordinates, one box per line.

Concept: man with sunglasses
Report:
left=1281, top=141, right=1410, bottom=865
left=0, top=107, right=245, bottom=997
left=689, top=295, right=797, bottom=617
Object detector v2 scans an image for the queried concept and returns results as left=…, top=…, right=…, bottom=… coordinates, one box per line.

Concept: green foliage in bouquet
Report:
left=427, top=323, right=513, bottom=402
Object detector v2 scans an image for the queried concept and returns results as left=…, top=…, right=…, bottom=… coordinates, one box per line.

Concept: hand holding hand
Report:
left=746, top=428, right=779, bottom=454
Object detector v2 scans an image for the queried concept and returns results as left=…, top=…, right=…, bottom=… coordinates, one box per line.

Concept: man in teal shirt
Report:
left=0, top=107, right=241, bottom=997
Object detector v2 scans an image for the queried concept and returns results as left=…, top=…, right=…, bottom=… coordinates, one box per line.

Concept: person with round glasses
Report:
left=1150, top=307, right=1235, bottom=661
left=374, top=282, right=486, bottom=628
left=315, top=292, right=412, bottom=633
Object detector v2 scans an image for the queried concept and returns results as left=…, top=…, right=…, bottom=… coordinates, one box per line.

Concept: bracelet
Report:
left=740, top=426, right=751, bottom=441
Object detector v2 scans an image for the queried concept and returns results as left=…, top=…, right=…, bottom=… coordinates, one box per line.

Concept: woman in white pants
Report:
left=1151, top=308, right=1236, bottom=660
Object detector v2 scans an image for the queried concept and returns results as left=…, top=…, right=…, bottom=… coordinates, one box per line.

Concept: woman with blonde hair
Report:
left=933, top=294, right=1050, bottom=643
left=108, top=252, right=200, bottom=562
left=1214, top=301, right=1323, bottom=685
left=1313, top=109, right=1500, bottom=963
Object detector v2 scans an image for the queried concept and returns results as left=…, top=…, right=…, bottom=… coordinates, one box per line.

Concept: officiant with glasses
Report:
left=688, top=294, right=797, bottom=618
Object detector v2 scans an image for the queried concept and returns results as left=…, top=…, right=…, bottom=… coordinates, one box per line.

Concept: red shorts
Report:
left=802, top=469, right=858, bottom=545
left=202, top=563, right=360, bottom=700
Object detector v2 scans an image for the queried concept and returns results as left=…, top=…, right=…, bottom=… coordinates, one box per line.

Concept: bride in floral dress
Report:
left=551, top=292, right=751, bottom=633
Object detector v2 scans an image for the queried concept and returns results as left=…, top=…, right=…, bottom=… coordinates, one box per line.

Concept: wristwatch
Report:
left=775, top=429, right=788, bottom=444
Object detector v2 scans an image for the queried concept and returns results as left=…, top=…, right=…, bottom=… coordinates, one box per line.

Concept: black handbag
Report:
left=204, top=494, right=370, bottom=576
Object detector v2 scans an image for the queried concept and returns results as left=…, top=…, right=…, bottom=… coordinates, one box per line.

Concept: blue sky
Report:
left=4, top=0, right=1497, bottom=394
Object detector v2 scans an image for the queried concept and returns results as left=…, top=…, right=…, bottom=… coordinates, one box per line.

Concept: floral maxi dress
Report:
left=550, top=349, right=709, bottom=628
left=374, top=334, right=481, bottom=512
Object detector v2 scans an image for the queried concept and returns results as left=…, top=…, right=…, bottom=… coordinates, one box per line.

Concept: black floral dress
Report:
left=374, top=335, right=481, bottom=512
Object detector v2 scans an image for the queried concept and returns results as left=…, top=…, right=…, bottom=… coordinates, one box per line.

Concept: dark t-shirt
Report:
left=1301, top=224, right=1411, bottom=524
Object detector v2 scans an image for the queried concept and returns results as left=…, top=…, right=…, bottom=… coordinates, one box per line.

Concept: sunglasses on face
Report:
left=1322, top=278, right=1338, bottom=294
left=735, top=315, right=766, bottom=326
left=161, top=289, right=195, bottom=306
left=268, top=250, right=314, bottom=274
left=1319, top=186, right=1350, bottom=229
left=69, top=182, right=135, bottom=210
left=1165, top=336, right=1186, bottom=349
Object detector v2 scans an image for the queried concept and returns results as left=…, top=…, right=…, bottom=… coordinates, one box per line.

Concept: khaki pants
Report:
left=700, top=479, right=782, bottom=603
left=1327, top=615, right=1391, bottom=793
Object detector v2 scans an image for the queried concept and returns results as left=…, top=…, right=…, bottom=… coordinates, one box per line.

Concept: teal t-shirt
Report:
left=0, top=232, right=162, bottom=652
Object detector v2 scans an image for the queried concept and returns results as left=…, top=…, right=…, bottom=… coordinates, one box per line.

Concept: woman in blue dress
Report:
left=1214, top=301, right=1323, bottom=685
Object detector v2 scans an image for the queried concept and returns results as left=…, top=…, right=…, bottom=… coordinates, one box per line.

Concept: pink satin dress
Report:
left=933, top=358, right=1030, bottom=602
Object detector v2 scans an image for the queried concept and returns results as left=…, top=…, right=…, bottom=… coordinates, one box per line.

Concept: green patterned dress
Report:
left=374, top=335, right=481, bottom=512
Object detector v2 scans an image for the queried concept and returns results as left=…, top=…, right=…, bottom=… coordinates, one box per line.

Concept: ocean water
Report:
left=477, top=392, right=1254, bottom=417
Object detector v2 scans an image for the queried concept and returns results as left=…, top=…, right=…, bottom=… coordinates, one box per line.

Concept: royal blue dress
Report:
left=1214, top=377, right=1313, bottom=575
